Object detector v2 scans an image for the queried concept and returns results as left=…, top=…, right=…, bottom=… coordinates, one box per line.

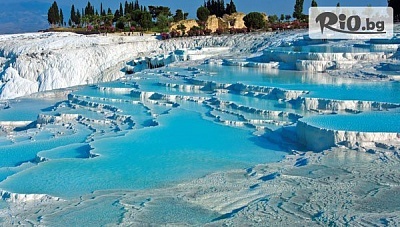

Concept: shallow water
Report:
left=0, top=98, right=57, bottom=121
left=0, top=107, right=284, bottom=198
left=199, top=65, right=400, bottom=103
left=268, top=45, right=391, bottom=53
left=0, top=62, right=399, bottom=226
left=301, top=108, right=400, bottom=132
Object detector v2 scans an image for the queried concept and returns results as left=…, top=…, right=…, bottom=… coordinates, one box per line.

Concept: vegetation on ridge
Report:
left=46, top=0, right=312, bottom=37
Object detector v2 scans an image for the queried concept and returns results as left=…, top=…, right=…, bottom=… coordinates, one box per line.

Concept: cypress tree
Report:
left=84, top=1, right=95, bottom=16
left=47, top=1, right=60, bottom=26
left=114, top=9, right=121, bottom=22
left=119, top=3, right=124, bottom=16
left=76, top=9, right=81, bottom=25
left=124, top=1, right=129, bottom=15
left=226, top=0, right=236, bottom=15
left=293, top=0, right=304, bottom=20
left=134, top=0, right=140, bottom=10
left=60, top=8, right=64, bottom=26
left=173, top=9, right=184, bottom=22
left=70, top=5, right=76, bottom=25
left=311, top=0, right=318, bottom=7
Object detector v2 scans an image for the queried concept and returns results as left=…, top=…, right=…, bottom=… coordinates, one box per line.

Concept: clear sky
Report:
left=0, top=0, right=388, bottom=34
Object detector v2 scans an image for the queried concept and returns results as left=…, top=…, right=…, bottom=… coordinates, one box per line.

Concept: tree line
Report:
left=47, top=1, right=64, bottom=26
left=48, top=0, right=191, bottom=32
left=47, top=0, right=301, bottom=34
left=203, top=0, right=237, bottom=17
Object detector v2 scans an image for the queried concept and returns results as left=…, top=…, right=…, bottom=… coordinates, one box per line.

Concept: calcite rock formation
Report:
left=169, top=12, right=249, bottom=33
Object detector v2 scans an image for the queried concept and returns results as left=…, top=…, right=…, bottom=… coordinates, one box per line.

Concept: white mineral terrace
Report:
left=0, top=29, right=399, bottom=226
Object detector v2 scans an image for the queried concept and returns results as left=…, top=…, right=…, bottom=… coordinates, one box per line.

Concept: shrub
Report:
left=229, top=28, right=247, bottom=34
left=215, top=28, right=224, bottom=35
left=204, top=29, right=212, bottom=35
left=116, top=21, right=124, bottom=30
left=170, top=30, right=180, bottom=38
left=197, top=6, right=210, bottom=22
left=160, top=32, right=169, bottom=40
left=243, top=12, right=266, bottom=30
left=188, top=26, right=203, bottom=36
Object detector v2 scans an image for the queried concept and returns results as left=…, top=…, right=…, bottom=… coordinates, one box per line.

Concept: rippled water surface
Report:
left=0, top=65, right=398, bottom=200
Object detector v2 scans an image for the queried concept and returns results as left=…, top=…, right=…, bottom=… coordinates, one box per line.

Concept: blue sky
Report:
left=0, top=0, right=388, bottom=34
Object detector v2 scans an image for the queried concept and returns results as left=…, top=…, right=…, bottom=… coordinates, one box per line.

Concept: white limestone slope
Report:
left=296, top=120, right=400, bottom=151
left=0, top=32, right=159, bottom=99
left=0, top=31, right=302, bottom=100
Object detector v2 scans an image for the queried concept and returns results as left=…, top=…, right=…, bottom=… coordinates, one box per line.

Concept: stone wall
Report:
left=222, top=12, right=247, bottom=29
left=170, top=19, right=199, bottom=33
left=169, top=12, right=249, bottom=33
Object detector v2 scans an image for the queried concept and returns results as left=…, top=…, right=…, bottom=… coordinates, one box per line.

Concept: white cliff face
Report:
left=262, top=50, right=391, bottom=72
left=0, top=33, right=162, bottom=99
left=0, top=31, right=287, bottom=100
left=296, top=120, right=400, bottom=151
left=0, top=67, right=38, bottom=99
left=0, top=190, right=63, bottom=203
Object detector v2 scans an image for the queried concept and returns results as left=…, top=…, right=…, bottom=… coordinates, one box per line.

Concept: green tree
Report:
left=293, top=0, right=304, bottom=20
left=116, top=20, right=125, bottom=30
left=311, top=0, right=318, bottom=7
left=243, top=12, right=266, bottom=30
left=225, top=0, right=237, bottom=15
left=76, top=10, right=81, bottom=26
left=174, top=9, right=184, bottom=22
left=148, top=6, right=172, bottom=19
left=70, top=5, right=76, bottom=26
left=47, top=1, right=60, bottom=26
left=85, top=1, right=95, bottom=16
left=119, top=3, right=124, bottom=17
left=280, top=14, right=285, bottom=22
left=124, top=1, right=129, bottom=15
left=100, top=3, right=104, bottom=16
left=197, top=6, right=210, bottom=22
left=104, top=13, right=114, bottom=27
left=268, top=15, right=279, bottom=24
left=156, top=14, right=169, bottom=32
left=139, top=11, right=153, bottom=30
left=59, top=8, right=64, bottom=26
left=205, top=0, right=226, bottom=17
left=134, top=0, right=140, bottom=10
left=114, top=9, right=122, bottom=22
left=218, top=0, right=225, bottom=17
left=285, top=14, right=291, bottom=21
left=131, top=9, right=142, bottom=23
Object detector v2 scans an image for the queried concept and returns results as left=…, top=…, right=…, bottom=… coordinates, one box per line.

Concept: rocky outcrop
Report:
left=169, top=12, right=248, bottom=33
left=296, top=120, right=400, bottom=151
left=222, top=13, right=246, bottom=29
left=169, top=19, right=199, bottom=34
